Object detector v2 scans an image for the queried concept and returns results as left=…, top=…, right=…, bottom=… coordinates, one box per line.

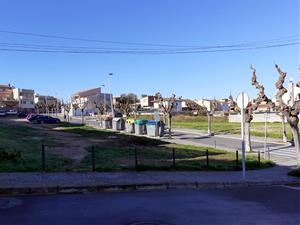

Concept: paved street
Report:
left=1, top=186, right=299, bottom=225
left=170, top=129, right=297, bottom=167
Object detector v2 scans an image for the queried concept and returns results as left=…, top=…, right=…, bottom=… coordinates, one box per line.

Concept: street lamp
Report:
left=108, top=73, right=114, bottom=117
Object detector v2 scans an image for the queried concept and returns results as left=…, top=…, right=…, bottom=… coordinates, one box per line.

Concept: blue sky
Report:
left=0, top=0, right=299, bottom=100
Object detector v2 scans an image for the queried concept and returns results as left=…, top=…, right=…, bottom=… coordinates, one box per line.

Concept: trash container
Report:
left=112, top=117, right=125, bottom=131
left=126, top=119, right=135, bottom=133
left=135, top=119, right=147, bottom=135
left=102, top=117, right=112, bottom=129
left=146, top=120, right=165, bottom=137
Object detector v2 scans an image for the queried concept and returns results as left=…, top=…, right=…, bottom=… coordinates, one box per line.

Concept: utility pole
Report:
left=108, top=73, right=114, bottom=117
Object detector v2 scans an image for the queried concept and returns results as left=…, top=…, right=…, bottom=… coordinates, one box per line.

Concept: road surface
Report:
left=1, top=186, right=299, bottom=225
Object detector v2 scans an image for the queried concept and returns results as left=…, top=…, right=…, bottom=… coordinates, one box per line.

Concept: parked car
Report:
left=26, top=113, right=37, bottom=120
left=27, top=114, right=39, bottom=122
left=0, top=110, right=6, bottom=117
left=18, top=112, right=28, bottom=118
left=6, top=109, right=18, bottom=115
left=32, top=115, right=60, bottom=124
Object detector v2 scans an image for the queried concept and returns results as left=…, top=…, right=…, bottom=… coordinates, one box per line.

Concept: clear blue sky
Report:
left=0, top=0, right=299, bottom=100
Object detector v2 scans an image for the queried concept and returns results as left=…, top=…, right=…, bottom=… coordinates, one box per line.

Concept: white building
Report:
left=140, top=95, right=155, bottom=108
left=13, top=88, right=35, bottom=111
left=70, top=87, right=112, bottom=116
left=153, top=99, right=183, bottom=112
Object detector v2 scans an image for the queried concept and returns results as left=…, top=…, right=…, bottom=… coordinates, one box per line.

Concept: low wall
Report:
left=229, top=112, right=285, bottom=123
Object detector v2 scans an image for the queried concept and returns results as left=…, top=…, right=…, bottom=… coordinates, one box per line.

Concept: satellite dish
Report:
left=237, top=92, right=250, bottom=109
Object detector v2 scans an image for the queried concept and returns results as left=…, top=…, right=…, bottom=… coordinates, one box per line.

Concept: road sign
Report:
left=237, top=91, right=249, bottom=179
left=237, top=92, right=249, bottom=109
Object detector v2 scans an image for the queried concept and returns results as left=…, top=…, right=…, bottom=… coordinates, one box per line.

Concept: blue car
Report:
left=31, top=115, right=60, bottom=124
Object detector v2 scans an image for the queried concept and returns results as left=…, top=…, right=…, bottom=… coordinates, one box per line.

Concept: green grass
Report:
left=76, top=144, right=273, bottom=172
left=0, top=123, right=73, bottom=172
left=0, top=122, right=274, bottom=172
left=171, top=115, right=293, bottom=140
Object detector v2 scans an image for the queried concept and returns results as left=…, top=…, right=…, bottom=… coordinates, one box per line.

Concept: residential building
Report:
left=13, top=88, right=35, bottom=111
left=34, top=95, right=59, bottom=114
left=153, top=98, right=183, bottom=112
left=0, top=84, right=18, bottom=109
left=140, top=95, right=155, bottom=108
left=70, top=87, right=111, bottom=116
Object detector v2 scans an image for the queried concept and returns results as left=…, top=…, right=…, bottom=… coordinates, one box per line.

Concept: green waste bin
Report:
left=135, top=119, right=147, bottom=135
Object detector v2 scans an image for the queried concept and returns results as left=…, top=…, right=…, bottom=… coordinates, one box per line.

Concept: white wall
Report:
left=229, top=112, right=286, bottom=123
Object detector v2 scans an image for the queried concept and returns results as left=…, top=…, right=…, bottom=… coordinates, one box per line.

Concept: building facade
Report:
left=140, top=95, right=155, bottom=108
left=0, top=84, right=18, bottom=110
left=13, top=88, right=35, bottom=111
left=70, top=87, right=112, bottom=116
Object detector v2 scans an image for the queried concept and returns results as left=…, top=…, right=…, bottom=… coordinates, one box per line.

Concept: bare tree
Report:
left=275, top=64, right=300, bottom=167
left=62, top=101, right=71, bottom=122
left=242, top=66, right=274, bottom=152
left=116, top=93, right=138, bottom=117
left=185, top=100, right=207, bottom=115
left=158, top=93, right=178, bottom=138
left=198, top=99, right=217, bottom=135
left=72, top=98, right=88, bottom=124
left=94, top=97, right=109, bottom=125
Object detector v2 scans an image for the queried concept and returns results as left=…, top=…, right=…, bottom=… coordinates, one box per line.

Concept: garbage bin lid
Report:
left=135, top=119, right=148, bottom=125
left=147, top=120, right=160, bottom=125
left=126, top=119, right=135, bottom=123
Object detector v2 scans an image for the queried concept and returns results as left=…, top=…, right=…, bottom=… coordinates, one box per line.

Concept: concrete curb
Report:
left=1, top=180, right=299, bottom=196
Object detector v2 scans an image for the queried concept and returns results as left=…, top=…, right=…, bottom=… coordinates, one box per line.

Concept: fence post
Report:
left=206, top=149, right=209, bottom=168
left=236, top=150, right=239, bottom=169
left=172, top=148, right=176, bottom=168
left=92, top=146, right=95, bottom=171
left=258, top=150, right=261, bottom=167
left=42, top=144, right=45, bottom=171
left=134, top=147, right=138, bottom=171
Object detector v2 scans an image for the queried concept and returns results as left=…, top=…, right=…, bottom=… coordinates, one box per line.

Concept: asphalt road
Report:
left=1, top=186, right=299, bottom=225
left=169, top=130, right=297, bottom=166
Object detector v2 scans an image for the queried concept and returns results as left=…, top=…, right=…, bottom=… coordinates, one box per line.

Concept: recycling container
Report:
left=112, top=117, right=125, bottom=131
left=126, top=119, right=135, bottom=133
left=134, top=119, right=148, bottom=135
left=102, top=117, right=112, bottom=129
left=146, top=120, right=163, bottom=137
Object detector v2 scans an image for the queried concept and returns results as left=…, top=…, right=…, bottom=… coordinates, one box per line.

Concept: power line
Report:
left=0, top=42, right=298, bottom=54
left=0, top=29, right=298, bottom=49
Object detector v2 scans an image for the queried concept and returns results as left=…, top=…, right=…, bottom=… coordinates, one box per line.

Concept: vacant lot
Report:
left=0, top=118, right=273, bottom=172
left=134, top=114, right=292, bottom=140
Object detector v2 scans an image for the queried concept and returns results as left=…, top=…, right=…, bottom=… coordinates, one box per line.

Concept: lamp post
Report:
left=108, top=73, right=114, bottom=117
left=101, top=84, right=106, bottom=112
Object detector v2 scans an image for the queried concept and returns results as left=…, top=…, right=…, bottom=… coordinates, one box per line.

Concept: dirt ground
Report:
left=0, top=117, right=107, bottom=164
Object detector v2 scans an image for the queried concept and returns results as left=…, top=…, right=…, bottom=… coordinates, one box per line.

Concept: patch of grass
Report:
left=288, top=168, right=300, bottom=177
left=0, top=121, right=274, bottom=172
left=0, top=123, right=73, bottom=172
left=77, top=144, right=273, bottom=172
left=172, top=115, right=293, bottom=140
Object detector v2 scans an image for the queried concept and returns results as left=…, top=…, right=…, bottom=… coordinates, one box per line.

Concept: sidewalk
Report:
left=0, top=166, right=299, bottom=196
